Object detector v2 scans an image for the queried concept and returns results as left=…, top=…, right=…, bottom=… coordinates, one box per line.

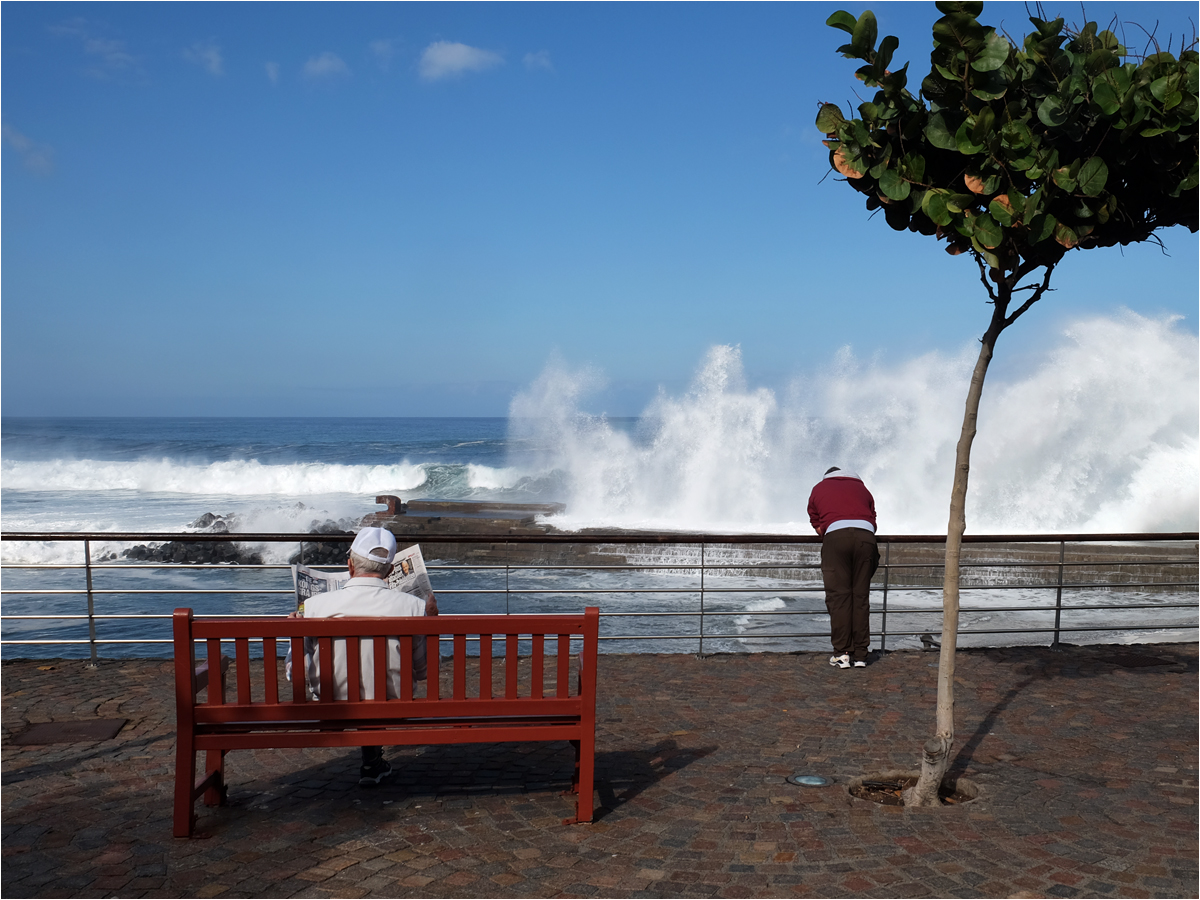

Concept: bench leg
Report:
left=563, top=736, right=595, bottom=825
left=174, top=739, right=197, bottom=838
left=203, top=750, right=227, bottom=807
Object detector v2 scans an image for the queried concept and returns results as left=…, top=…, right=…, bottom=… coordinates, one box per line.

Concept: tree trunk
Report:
left=906, top=303, right=1007, bottom=807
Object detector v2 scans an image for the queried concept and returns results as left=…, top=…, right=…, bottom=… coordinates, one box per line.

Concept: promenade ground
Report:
left=2, top=644, right=1196, bottom=899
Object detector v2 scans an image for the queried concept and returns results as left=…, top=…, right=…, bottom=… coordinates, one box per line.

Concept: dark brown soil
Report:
left=849, top=775, right=974, bottom=806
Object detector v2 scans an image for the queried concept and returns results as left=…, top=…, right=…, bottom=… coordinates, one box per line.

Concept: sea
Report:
left=2, top=312, right=1197, bottom=656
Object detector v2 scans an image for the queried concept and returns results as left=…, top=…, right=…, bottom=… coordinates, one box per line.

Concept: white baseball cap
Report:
left=350, top=526, right=397, bottom=564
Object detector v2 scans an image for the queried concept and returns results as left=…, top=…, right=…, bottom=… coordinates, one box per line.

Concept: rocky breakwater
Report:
left=121, top=512, right=358, bottom=566
left=358, top=495, right=629, bottom=567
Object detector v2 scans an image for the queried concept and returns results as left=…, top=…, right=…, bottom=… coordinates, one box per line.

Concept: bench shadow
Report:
left=214, top=737, right=714, bottom=826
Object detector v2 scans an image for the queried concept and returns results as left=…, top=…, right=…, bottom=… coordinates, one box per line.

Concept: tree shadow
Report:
left=947, top=644, right=1196, bottom=777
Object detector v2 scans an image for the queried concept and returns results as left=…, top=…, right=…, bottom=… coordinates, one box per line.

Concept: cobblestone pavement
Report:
left=3, top=644, right=1196, bottom=899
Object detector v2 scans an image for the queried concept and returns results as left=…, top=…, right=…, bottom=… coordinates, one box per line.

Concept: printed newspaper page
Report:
left=291, top=565, right=349, bottom=615
left=387, top=544, right=435, bottom=605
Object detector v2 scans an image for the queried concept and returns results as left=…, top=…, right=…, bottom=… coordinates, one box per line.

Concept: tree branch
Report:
left=1004, top=263, right=1057, bottom=327
left=973, top=254, right=1000, bottom=304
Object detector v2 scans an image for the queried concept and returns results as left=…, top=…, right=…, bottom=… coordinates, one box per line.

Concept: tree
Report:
left=816, top=2, right=1197, bottom=805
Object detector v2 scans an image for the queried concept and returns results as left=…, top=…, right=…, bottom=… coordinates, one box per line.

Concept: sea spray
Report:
left=512, top=311, right=1199, bottom=535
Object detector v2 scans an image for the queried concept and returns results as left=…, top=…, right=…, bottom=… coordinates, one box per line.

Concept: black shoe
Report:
left=359, top=758, right=393, bottom=786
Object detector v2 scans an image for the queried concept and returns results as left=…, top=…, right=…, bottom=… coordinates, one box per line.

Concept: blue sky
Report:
left=3, top=1, right=1197, bottom=417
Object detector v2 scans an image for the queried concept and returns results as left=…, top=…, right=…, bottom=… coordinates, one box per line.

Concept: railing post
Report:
left=299, top=541, right=305, bottom=565
left=880, top=540, right=890, bottom=653
left=698, top=542, right=706, bottom=657
left=1052, top=540, right=1065, bottom=648
left=84, top=539, right=99, bottom=668
left=505, top=540, right=511, bottom=616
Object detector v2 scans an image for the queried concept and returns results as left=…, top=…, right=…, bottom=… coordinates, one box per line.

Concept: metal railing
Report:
left=2, top=530, right=1196, bottom=661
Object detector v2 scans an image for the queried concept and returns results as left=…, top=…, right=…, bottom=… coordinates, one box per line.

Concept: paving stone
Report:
left=2, top=645, right=1197, bottom=898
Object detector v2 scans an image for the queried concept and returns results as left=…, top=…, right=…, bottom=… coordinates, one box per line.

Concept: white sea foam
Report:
left=514, top=311, right=1199, bottom=535
left=0, top=458, right=430, bottom=496
left=466, top=464, right=526, bottom=490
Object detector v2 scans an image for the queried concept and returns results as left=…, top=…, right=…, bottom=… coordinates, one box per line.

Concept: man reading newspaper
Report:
left=299, top=526, right=437, bottom=786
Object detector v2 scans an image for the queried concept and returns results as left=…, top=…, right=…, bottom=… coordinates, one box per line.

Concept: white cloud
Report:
left=49, top=18, right=137, bottom=78
left=369, top=39, right=395, bottom=70
left=265, top=61, right=280, bottom=84
left=2, top=124, right=54, bottom=175
left=523, top=50, right=553, bottom=72
left=303, top=51, right=350, bottom=79
left=184, top=41, right=224, bottom=76
left=419, top=41, right=503, bottom=82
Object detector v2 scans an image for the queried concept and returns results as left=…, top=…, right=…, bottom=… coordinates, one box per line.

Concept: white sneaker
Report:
left=829, top=654, right=850, bottom=669
left=853, top=660, right=867, bottom=668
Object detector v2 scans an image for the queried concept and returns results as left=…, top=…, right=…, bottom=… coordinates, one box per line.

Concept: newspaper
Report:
left=386, top=543, right=435, bottom=606
left=290, top=543, right=433, bottom=614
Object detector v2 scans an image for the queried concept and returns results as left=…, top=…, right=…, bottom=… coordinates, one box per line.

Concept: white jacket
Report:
left=303, top=576, right=429, bottom=700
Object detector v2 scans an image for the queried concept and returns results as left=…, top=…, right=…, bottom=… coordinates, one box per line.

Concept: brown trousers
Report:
left=820, top=527, right=879, bottom=661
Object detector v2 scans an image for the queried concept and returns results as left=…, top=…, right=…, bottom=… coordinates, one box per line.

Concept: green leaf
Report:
left=815, top=103, right=845, bottom=133
left=972, top=212, right=1004, bottom=248
left=955, top=119, right=985, bottom=154
left=901, top=152, right=926, bottom=183
left=1076, top=157, right=1108, bottom=196
left=875, top=35, right=899, bottom=74
left=922, top=189, right=952, bottom=226
left=826, top=10, right=857, bottom=34
left=970, top=106, right=996, bottom=144
left=945, top=193, right=977, bottom=213
left=1051, top=167, right=1077, bottom=191
left=972, top=30, right=1011, bottom=72
left=933, top=13, right=987, bottom=54
left=988, top=197, right=1015, bottom=226
left=1054, top=221, right=1080, bottom=248
left=1149, top=74, right=1175, bottom=102
left=879, top=168, right=911, bottom=201
left=1092, top=80, right=1120, bottom=115
left=1000, top=121, right=1033, bottom=150
left=924, top=113, right=958, bottom=150
left=851, top=11, right=878, bottom=56
left=1024, top=186, right=1044, bottom=220
left=1027, top=213, right=1057, bottom=244
left=1038, top=95, right=1070, bottom=127
left=936, top=1, right=984, bottom=15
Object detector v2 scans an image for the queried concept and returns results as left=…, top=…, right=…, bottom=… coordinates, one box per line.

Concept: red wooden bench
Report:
left=173, top=607, right=599, bottom=837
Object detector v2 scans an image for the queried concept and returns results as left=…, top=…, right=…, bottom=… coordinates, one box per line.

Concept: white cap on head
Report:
left=350, top=526, right=397, bottom=565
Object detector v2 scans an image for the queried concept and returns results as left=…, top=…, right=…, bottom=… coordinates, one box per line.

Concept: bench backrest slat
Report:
left=235, top=639, right=251, bottom=705
left=290, top=637, right=305, bottom=702
left=506, top=634, right=519, bottom=699
left=480, top=634, right=493, bottom=699
left=531, top=634, right=544, bottom=699
left=207, top=639, right=224, bottom=704
left=377, top=635, right=392, bottom=701
left=557, top=635, right=570, bottom=698
left=263, top=637, right=279, bottom=703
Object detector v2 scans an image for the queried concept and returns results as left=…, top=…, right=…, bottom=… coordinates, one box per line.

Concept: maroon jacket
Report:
left=807, top=475, right=877, bottom=537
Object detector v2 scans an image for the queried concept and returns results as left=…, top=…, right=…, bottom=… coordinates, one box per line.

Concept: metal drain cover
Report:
left=13, top=719, right=126, bottom=745
left=787, top=774, right=831, bottom=787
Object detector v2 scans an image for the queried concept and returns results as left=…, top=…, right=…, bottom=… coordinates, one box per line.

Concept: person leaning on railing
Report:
left=807, top=467, right=879, bottom=670
left=293, top=526, right=437, bottom=786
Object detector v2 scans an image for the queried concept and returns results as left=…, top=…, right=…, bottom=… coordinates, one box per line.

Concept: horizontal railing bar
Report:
left=8, top=622, right=1196, bottom=647
left=3, top=530, right=1197, bottom=544
left=9, top=607, right=1200, bottom=628
left=1, top=592, right=296, bottom=600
